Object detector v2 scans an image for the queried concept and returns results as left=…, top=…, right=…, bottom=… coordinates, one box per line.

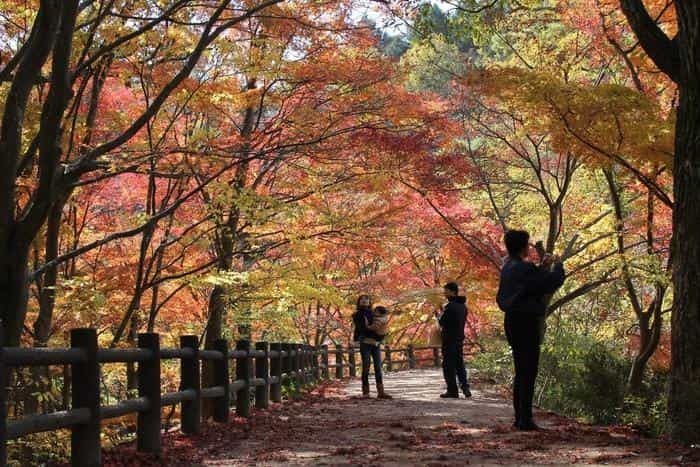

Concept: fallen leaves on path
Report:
left=98, top=372, right=698, bottom=466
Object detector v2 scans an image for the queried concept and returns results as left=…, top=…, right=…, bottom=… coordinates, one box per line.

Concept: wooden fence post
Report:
left=302, top=344, right=307, bottom=385
left=407, top=344, right=416, bottom=369
left=137, top=333, right=161, bottom=453
left=308, top=344, right=316, bottom=381
left=292, top=344, right=300, bottom=386
left=348, top=345, right=356, bottom=378
left=235, top=340, right=251, bottom=417
left=312, top=345, right=320, bottom=380
left=255, top=342, right=269, bottom=409
left=282, top=343, right=290, bottom=387
left=335, top=344, right=344, bottom=379
left=294, top=344, right=304, bottom=389
left=385, top=345, right=393, bottom=372
left=305, top=345, right=312, bottom=381
left=180, top=335, right=200, bottom=434
left=270, top=343, right=282, bottom=402
left=308, top=345, right=313, bottom=380
left=281, top=343, right=290, bottom=387
left=289, top=344, right=297, bottom=387
left=213, top=339, right=230, bottom=423
left=71, top=328, right=100, bottom=466
left=321, top=344, right=329, bottom=379
left=304, top=344, right=314, bottom=382
left=433, top=347, right=440, bottom=367
left=301, top=344, right=308, bottom=384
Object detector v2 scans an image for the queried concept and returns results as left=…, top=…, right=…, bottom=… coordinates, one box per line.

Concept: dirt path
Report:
left=104, top=369, right=697, bottom=466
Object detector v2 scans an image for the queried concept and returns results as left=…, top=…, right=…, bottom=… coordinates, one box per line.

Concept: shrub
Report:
left=472, top=329, right=668, bottom=434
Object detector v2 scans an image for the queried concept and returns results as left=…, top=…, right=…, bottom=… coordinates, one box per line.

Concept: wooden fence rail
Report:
left=0, top=329, right=445, bottom=466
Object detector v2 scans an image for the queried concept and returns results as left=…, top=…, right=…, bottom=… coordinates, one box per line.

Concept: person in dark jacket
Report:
left=438, top=282, right=471, bottom=399
left=352, top=294, right=391, bottom=399
left=497, top=230, right=565, bottom=430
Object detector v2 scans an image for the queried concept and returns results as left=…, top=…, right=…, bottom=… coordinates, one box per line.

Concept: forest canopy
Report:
left=2, top=0, right=699, bottom=453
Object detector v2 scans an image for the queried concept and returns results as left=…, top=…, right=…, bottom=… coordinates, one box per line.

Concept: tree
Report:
left=405, top=0, right=674, bottom=398
left=603, top=167, right=669, bottom=393
left=617, top=0, right=699, bottom=444
left=0, top=0, right=286, bottom=346
left=401, top=35, right=468, bottom=95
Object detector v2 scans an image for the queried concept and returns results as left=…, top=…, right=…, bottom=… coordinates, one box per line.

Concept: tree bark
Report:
left=620, top=0, right=700, bottom=444
left=24, top=197, right=65, bottom=416
left=667, top=3, right=700, bottom=441
left=628, top=293, right=664, bottom=392
left=0, top=0, right=62, bottom=346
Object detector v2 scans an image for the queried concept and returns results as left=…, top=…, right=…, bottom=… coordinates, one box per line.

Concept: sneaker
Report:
left=440, top=392, right=459, bottom=399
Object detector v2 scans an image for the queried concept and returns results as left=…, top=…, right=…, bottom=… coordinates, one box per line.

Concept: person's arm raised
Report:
left=523, top=261, right=565, bottom=296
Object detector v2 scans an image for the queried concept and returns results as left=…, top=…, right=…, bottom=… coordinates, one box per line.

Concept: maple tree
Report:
left=393, top=0, right=698, bottom=444
left=3, top=0, right=700, bottom=460
left=387, top=0, right=681, bottom=441
left=442, top=0, right=695, bottom=443
left=0, top=0, right=290, bottom=347
left=465, top=13, right=673, bottom=388
left=400, top=0, right=670, bottom=395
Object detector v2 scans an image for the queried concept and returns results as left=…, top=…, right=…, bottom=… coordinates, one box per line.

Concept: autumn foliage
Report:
left=3, top=0, right=699, bottom=460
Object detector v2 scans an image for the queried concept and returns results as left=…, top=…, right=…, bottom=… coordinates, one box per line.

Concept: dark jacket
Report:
left=496, top=257, right=565, bottom=317
left=439, top=296, right=467, bottom=344
left=352, top=308, right=382, bottom=342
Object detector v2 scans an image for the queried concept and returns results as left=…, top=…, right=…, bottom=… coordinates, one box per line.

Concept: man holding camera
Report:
left=497, top=230, right=565, bottom=430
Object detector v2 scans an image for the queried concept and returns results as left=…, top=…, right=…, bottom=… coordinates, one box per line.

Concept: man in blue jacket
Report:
left=497, top=230, right=565, bottom=430
left=438, top=282, right=471, bottom=399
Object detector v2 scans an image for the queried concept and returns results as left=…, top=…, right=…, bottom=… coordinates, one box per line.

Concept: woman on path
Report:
left=352, top=294, right=392, bottom=399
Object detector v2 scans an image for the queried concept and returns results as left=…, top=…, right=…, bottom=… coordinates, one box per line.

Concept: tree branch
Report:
left=619, top=0, right=680, bottom=82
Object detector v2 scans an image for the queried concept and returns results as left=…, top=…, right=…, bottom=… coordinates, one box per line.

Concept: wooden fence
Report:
left=0, top=328, right=443, bottom=466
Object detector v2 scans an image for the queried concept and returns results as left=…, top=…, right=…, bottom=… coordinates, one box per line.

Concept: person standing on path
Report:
left=352, top=294, right=392, bottom=399
left=496, top=230, right=565, bottom=430
left=438, top=282, right=471, bottom=399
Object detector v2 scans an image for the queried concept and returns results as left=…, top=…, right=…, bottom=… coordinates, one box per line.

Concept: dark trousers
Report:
left=360, top=342, right=383, bottom=386
left=505, top=314, right=543, bottom=424
left=442, top=340, right=469, bottom=394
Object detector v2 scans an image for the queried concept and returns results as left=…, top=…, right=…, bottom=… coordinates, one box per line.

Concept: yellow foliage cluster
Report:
left=464, top=67, right=674, bottom=168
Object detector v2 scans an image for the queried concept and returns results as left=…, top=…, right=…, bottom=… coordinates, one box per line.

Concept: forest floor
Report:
left=103, top=369, right=699, bottom=466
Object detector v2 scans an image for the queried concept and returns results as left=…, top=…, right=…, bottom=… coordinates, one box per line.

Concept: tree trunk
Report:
left=0, top=1, right=75, bottom=347
left=33, top=198, right=65, bottom=346
left=201, top=77, right=257, bottom=420
left=205, top=286, right=227, bottom=351
left=628, top=313, right=651, bottom=393
left=0, top=246, right=30, bottom=346
left=603, top=168, right=658, bottom=394
left=23, top=200, right=65, bottom=416
left=628, top=292, right=664, bottom=393
left=668, top=6, right=700, bottom=440
left=545, top=203, right=561, bottom=253
left=202, top=284, right=226, bottom=420
left=619, top=0, right=700, bottom=445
